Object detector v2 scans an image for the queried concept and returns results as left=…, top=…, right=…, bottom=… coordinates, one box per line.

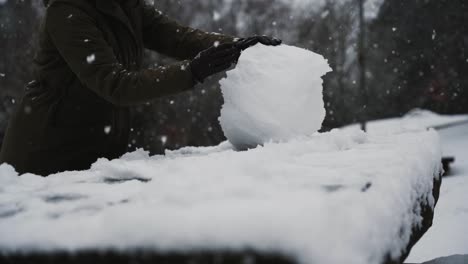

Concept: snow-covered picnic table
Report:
left=344, top=109, right=468, bottom=263
left=0, top=128, right=442, bottom=264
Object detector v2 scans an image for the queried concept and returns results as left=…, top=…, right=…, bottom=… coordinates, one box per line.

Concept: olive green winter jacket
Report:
left=0, top=0, right=233, bottom=175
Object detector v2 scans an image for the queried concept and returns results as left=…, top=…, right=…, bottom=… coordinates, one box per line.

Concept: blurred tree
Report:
left=368, top=0, right=468, bottom=117
left=0, top=0, right=42, bottom=148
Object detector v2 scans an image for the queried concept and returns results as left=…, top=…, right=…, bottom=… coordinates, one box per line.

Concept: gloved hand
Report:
left=190, top=42, right=241, bottom=83
left=235, top=35, right=282, bottom=50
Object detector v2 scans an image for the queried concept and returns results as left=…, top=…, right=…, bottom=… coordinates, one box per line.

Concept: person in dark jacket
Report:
left=0, top=0, right=281, bottom=176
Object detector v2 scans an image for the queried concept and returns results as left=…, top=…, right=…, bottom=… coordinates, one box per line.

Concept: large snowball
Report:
left=219, top=44, right=332, bottom=150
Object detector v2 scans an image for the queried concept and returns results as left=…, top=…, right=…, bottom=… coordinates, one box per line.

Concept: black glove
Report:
left=190, top=43, right=241, bottom=83
left=235, top=35, right=282, bottom=50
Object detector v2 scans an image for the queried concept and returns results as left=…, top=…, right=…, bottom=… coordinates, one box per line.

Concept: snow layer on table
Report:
left=342, top=109, right=468, bottom=263
left=0, top=129, right=441, bottom=264
left=219, top=44, right=331, bottom=150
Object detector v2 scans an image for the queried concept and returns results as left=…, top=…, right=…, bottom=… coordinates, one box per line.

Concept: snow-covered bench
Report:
left=0, top=129, right=442, bottom=264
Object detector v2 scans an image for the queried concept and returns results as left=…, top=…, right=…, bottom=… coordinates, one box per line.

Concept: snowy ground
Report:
left=406, top=116, right=468, bottom=263
left=0, top=128, right=441, bottom=264
left=347, top=109, right=468, bottom=263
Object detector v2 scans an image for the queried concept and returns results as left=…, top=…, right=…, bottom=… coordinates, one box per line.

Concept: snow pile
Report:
left=0, top=129, right=442, bottom=264
left=219, top=44, right=331, bottom=150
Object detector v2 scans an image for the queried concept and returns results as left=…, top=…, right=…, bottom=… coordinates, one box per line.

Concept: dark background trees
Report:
left=1, top=0, right=466, bottom=154
left=367, top=0, right=468, bottom=118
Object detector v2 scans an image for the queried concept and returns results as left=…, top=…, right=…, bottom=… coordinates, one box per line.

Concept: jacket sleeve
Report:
left=142, top=4, right=236, bottom=60
left=46, top=3, right=196, bottom=107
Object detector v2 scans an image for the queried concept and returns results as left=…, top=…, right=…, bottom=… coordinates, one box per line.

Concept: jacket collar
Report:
left=95, top=0, right=138, bottom=39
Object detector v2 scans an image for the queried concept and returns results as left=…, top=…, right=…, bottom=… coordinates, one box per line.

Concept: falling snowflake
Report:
left=213, top=11, right=221, bottom=21
left=86, top=54, right=95, bottom=64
